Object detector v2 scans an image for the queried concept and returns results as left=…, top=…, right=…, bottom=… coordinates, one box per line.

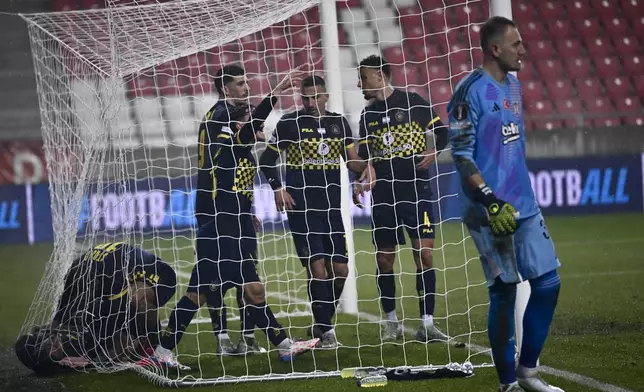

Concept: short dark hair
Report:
left=214, top=64, right=245, bottom=95
left=480, top=16, right=517, bottom=54
left=358, top=55, right=391, bottom=79
left=301, top=75, right=326, bottom=91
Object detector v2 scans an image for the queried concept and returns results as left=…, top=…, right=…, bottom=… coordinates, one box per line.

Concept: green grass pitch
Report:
left=1, top=213, right=643, bottom=391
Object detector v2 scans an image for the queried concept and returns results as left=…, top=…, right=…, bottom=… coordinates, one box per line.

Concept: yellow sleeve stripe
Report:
left=267, top=144, right=280, bottom=152
left=427, top=116, right=441, bottom=127
left=358, top=140, right=370, bottom=144
left=217, top=134, right=231, bottom=139
left=108, top=288, right=128, bottom=301
left=235, top=132, right=242, bottom=144
left=345, top=142, right=355, bottom=149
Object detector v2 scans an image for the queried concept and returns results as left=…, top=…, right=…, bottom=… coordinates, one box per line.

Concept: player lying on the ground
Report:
left=194, top=65, right=265, bottom=356
left=355, top=55, right=450, bottom=343
left=447, top=16, right=563, bottom=392
left=153, top=65, right=319, bottom=370
left=259, top=75, right=366, bottom=348
left=15, top=242, right=177, bottom=375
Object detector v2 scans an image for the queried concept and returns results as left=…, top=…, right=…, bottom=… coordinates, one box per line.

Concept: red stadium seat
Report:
left=419, top=0, right=444, bottom=11
left=514, top=0, right=538, bottom=23
left=621, top=0, right=644, bottom=16
left=546, top=79, right=574, bottom=100
left=306, top=6, right=320, bottom=24
left=239, top=33, right=262, bottom=52
left=603, top=17, right=630, bottom=37
left=79, top=0, right=104, bottom=9
left=523, top=80, right=546, bottom=104
left=190, top=74, right=215, bottom=96
left=537, top=1, right=565, bottom=20
left=633, top=16, right=644, bottom=37
left=412, top=44, right=441, bottom=63
left=383, top=47, right=406, bottom=64
left=472, top=48, right=483, bottom=65
left=584, top=96, right=620, bottom=127
left=594, top=56, right=622, bottom=78
left=622, top=55, right=642, bottom=77
left=575, top=78, right=603, bottom=98
left=128, top=74, right=156, bottom=97
left=406, top=85, right=430, bottom=102
left=615, top=97, right=644, bottom=125
left=574, top=18, right=601, bottom=39
left=520, top=60, right=537, bottom=79
left=529, top=101, right=562, bottom=131
left=536, top=59, right=564, bottom=79
left=429, top=80, right=453, bottom=105
left=527, top=40, right=555, bottom=60
left=398, top=5, right=423, bottom=27
left=391, top=64, right=420, bottom=88
left=591, top=0, right=619, bottom=19
left=584, top=37, right=612, bottom=57
left=565, top=0, right=594, bottom=20
left=564, top=57, right=592, bottom=79
left=405, top=26, right=430, bottom=51
left=264, top=33, right=289, bottom=52
left=208, top=51, right=238, bottom=75
left=424, top=8, right=448, bottom=27
left=423, top=56, right=450, bottom=82
left=521, top=21, right=546, bottom=41
left=604, top=76, right=632, bottom=98
left=555, top=99, right=584, bottom=128
left=288, top=13, right=309, bottom=29
left=291, top=29, right=315, bottom=49
left=613, top=36, right=641, bottom=56
left=449, top=50, right=475, bottom=72
left=634, top=76, right=644, bottom=96
left=554, top=38, right=583, bottom=58
left=156, top=75, right=184, bottom=96
left=270, top=51, right=293, bottom=74
left=53, top=0, right=78, bottom=11
left=468, top=24, right=482, bottom=47
left=182, top=53, right=208, bottom=78
left=242, top=52, right=268, bottom=75
left=548, top=20, right=574, bottom=39
left=452, top=3, right=484, bottom=26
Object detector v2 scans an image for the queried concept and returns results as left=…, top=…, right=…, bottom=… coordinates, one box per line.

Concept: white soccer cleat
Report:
left=381, top=320, right=403, bottom=341
left=149, top=345, right=191, bottom=371
left=415, top=324, right=449, bottom=343
left=278, top=338, right=319, bottom=362
left=319, top=330, right=342, bottom=349
left=500, top=381, right=525, bottom=392
left=517, top=375, right=565, bottom=392
left=216, top=336, right=237, bottom=356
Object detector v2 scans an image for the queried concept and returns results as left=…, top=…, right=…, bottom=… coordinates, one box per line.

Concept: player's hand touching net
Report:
left=274, top=188, right=296, bottom=212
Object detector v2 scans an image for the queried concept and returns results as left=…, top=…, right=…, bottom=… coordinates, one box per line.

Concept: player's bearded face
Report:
left=301, top=85, right=328, bottom=117
left=497, top=27, right=525, bottom=72
left=224, top=76, right=250, bottom=104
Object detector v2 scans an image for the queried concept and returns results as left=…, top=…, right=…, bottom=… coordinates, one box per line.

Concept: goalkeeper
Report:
left=447, top=17, right=562, bottom=392
left=355, top=55, right=449, bottom=343
left=259, top=75, right=366, bottom=348
left=15, top=242, right=177, bottom=375
left=153, top=66, right=319, bottom=369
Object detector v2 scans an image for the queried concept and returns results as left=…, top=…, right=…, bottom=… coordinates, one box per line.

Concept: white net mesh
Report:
left=21, top=0, right=494, bottom=385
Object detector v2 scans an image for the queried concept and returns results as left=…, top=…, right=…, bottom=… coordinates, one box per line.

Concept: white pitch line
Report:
left=561, top=270, right=644, bottom=279
left=172, top=268, right=635, bottom=391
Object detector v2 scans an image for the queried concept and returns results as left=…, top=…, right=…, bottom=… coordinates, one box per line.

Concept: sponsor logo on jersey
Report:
left=302, top=128, right=314, bottom=133
left=492, top=103, right=501, bottom=112
left=382, top=132, right=395, bottom=146
left=501, top=122, right=521, bottom=145
left=318, top=141, right=330, bottom=156
left=395, top=110, right=406, bottom=122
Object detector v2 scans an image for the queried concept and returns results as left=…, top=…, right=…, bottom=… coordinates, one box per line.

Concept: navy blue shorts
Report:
left=288, top=210, right=348, bottom=266
left=188, top=214, right=259, bottom=294
left=371, top=182, right=436, bottom=248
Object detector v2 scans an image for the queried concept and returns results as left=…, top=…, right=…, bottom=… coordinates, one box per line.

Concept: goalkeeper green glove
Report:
left=474, top=183, right=519, bottom=237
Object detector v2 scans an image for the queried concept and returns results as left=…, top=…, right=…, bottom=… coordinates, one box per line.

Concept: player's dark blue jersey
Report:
left=195, top=97, right=275, bottom=226
left=359, top=89, right=441, bottom=187
left=266, top=110, right=354, bottom=212
left=447, top=68, right=540, bottom=223
left=53, top=243, right=175, bottom=325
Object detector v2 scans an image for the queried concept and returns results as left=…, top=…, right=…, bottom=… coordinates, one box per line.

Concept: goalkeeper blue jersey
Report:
left=447, top=68, right=540, bottom=223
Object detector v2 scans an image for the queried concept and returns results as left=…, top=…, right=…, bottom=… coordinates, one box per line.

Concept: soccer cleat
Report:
left=500, top=382, right=525, bottom=392
left=381, top=320, right=403, bottom=341
left=216, top=336, right=237, bottom=356
left=517, top=376, right=565, bottom=392
left=319, top=330, right=342, bottom=349
left=278, top=338, right=319, bottom=362
left=235, top=336, right=266, bottom=355
left=149, top=345, right=191, bottom=371
left=415, top=324, right=449, bottom=343
left=307, top=325, right=324, bottom=339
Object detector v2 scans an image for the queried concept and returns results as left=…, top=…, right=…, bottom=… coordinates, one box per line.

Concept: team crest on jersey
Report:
left=330, top=124, right=341, bottom=135
left=318, top=141, right=330, bottom=156
left=382, top=132, right=395, bottom=146
left=395, top=110, right=406, bottom=122
left=513, top=102, right=520, bottom=116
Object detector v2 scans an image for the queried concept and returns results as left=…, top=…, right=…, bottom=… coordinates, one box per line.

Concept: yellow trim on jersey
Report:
left=217, top=134, right=231, bottom=140
left=427, top=116, right=441, bottom=127
left=358, top=139, right=370, bottom=144
left=236, top=132, right=243, bottom=145
left=345, top=142, right=355, bottom=149
left=267, top=144, right=280, bottom=152
left=108, top=288, right=128, bottom=301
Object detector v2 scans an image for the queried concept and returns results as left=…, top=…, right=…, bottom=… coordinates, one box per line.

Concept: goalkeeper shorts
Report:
left=467, top=212, right=561, bottom=287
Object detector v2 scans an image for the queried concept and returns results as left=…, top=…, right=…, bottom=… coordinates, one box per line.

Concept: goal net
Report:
left=20, top=0, right=494, bottom=386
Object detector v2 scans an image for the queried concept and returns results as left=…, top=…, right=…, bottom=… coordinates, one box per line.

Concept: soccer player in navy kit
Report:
left=448, top=17, right=562, bottom=392
left=259, top=75, right=366, bottom=348
left=356, top=55, right=450, bottom=343
left=153, top=66, right=318, bottom=369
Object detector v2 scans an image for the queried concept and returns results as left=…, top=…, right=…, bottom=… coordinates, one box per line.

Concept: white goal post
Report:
left=18, top=0, right=532, bottom=386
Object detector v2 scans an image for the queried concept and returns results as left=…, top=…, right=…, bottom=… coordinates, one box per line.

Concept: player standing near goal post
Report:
left=447, top=17, right=563, bottom=392
left=259, top=75, right=366, bottom=348
left=355, top=55, right=450, bottom=342
left=153, top=65, right=319, bottom=369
